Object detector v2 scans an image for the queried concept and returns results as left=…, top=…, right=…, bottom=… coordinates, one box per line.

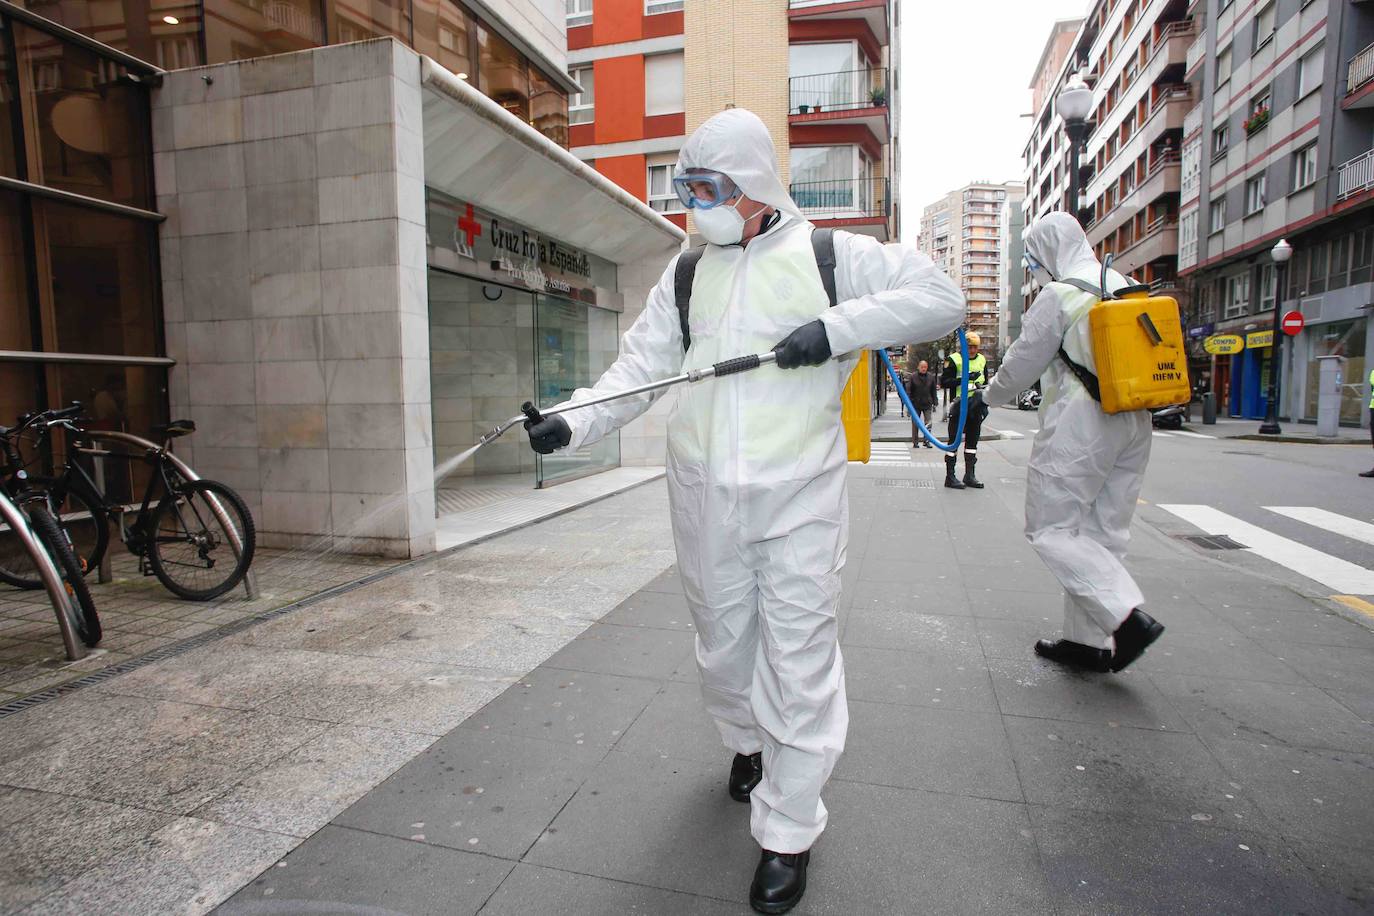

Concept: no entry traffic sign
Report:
left=1281, top=311, right=1305, bottom=336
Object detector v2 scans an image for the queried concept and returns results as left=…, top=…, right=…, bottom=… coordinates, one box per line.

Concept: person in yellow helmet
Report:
left=943, top=331, right=990, bottom=488
left=1362, top=366, right=1374, bottom=478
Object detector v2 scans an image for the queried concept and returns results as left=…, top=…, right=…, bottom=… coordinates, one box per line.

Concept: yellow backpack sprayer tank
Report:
left=840, top=353, right=871, bottom=463
left=1057, top=267, right=1191, bottom=414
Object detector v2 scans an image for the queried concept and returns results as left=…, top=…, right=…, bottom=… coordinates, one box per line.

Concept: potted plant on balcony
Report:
left=870, top=86, right=887, bottom=107
left=797, top=103, right=810, bottom=114
left=1243, top=105, right=1270, bottom=136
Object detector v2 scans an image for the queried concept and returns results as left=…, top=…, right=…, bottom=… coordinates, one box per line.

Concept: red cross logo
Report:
left=457, top=203, right=482, bottom=248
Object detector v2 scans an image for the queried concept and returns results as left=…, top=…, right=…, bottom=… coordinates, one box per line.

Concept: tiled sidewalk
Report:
left=0, top=547, right=398, bottom=702
left=218, top=451, right=1374, bottom=914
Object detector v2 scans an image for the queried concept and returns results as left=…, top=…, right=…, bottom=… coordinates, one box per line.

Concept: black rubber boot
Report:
left=750, top=849, right=810, bottom=914
left=1034, top=639, right=1111, bottom=673
left=729, top=752, right=763, bottom=803
left=944, top=455, right=965, bottom=489
left=1110, top=609, right=1166, bottom=672
left=1361, top=467, right=1374, bottom=478
left=963, top=454, right=985, bottom=489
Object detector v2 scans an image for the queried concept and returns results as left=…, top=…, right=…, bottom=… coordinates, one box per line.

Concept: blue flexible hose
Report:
left=877, top=328, right=970, bottom=454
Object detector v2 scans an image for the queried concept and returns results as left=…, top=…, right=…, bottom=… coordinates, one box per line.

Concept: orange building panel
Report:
left=593, top=56, right=646, bottom=144
left=596, top=153, right=648, bottom=199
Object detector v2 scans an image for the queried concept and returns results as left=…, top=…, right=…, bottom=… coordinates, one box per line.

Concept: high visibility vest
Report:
left=1368, top=368, right=1373, bottom=409
left=950, top=352, right=987, bottom=393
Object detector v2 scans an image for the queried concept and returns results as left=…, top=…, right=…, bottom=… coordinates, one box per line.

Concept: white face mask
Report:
left=693, top=201, right=747, bottom=246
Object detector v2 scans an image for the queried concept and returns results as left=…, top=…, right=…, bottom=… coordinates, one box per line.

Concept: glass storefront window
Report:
left=535, top=295, right=618, bottom=485
left=1303, top=318, right=1367, bottom=425
left=329, top=0, right=411, bottom=45
left=37, top=199, right=160, bottom=358
left=478, top=23, right=528, bottom=121
left=0, top=192, right=34, bottom=354
left=528, top=64, right=567, bottom=148
left=18, top=0, right=202, bottom=68
left=1, top=35, right=21, bottom=178
left=13, top=24, right=153, bottom=209
left=204, top=0, right=325, bottom=63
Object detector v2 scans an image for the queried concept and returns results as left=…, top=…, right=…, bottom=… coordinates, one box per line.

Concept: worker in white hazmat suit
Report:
left=524, top=109, right=963, bottom=914
left=981, top=213, right=1166, bottom=674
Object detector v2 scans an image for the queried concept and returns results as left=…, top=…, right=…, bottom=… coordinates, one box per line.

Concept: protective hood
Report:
left=676, top=109, right=802, bottom=219
left=1024, top=212, right=1100, bottom=283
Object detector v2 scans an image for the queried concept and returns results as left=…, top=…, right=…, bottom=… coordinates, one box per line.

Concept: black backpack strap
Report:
left=1050, top=278, right=1104, bottom=402
left=811, top=227, right=839, bottom=307
left=674, top=246, right=706, bottom=353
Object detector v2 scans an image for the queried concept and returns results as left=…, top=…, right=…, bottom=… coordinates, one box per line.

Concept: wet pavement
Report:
left=3, top=430, right=1373, bottom=913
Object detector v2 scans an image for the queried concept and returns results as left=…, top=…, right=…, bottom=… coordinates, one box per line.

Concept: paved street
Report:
left=3, top=402, right=1374, bottom=914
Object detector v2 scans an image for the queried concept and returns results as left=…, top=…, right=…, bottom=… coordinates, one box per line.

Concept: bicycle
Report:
left=0, top=406, right=256, bottom=602
left=0, top=407, right=101, bottom=646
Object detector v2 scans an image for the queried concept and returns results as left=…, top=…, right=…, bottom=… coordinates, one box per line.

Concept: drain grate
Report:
left=1176, top=533, right=1247, bottom=550
left=874, top=478, right=933, bottom=489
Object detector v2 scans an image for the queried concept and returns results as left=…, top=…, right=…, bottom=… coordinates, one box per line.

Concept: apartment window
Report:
left=645, top=53, right=684, bottom=116
left=1209, top=198, right=1226, bottom=233
left=791, top=146, right=862, bottom=211
left=1352, top=226, right=1374, bottom=285
left=646, top=0, right=683, bottom=12
left=646, top=158, right=682, bottom=213
left=1291, top=143, right=1318, bottom=191
left=1212, top=124, right=1229, bottom=159
left=569, top=65, right=593, bottom=124
left=566, top=0, right=592, bottom=26
left=1297, top=44, right=1324, bottom=99
left=1308, top=241, right=1328, bottom=294
left=1244, top=174, right=1267, bottom=214
left=1258, top=263, right=1275, bottom=310
left=1252, top=2, right=1276, bottom=52
left=1216, top=44, right=1232, bottom=86
left=1329, top=234, right=1351, bottom=290
left=1245, top=88, right=1271, bottom=135
left=1224, top=272, right=1251, bottom=318
left=1181, top=136, right=1201, bottom=196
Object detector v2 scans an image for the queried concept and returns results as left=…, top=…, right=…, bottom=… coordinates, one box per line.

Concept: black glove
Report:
left=773, top=319, right=832, bottom=369
left=968, top=389, right=986, bottom=410
left=524, top=414, right=572, bottom=454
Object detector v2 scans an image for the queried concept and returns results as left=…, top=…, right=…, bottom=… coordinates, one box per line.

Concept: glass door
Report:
left=534, top=294, right=620, bottom=486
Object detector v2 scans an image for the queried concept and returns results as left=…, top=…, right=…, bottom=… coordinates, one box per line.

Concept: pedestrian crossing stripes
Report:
left=1264, top=507, right=1374, bottom=549
left=988, top=428, right=1024, bottom=440
left=1153, top=429, right=1216, bottom=439
left=857, top=443, right=913, bottom=467
left=1159, top=504, right=1374, bottom=594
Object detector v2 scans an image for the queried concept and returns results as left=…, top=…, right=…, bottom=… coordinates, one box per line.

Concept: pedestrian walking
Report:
left=943, top=332, right=989, bottom=489
left=906, top=359, right=938, bottom=448
left=522, top=109, right=963, bottom=914
left=1362, top=367, right=1374, bottom=478
left=981, top=213, right=1165, bottom=674
left=940, top=355, right=957, bottom=420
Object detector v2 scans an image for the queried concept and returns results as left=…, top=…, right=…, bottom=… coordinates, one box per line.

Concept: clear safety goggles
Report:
left=1023, top=254, right=1043, bottom=273
left=671, top=170, right=741, bottom=210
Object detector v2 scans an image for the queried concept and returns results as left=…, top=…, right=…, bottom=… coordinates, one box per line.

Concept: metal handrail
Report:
left=788, top=68, right=889, bottom=115
left=77, top=430, right=257, bottom=600
left=0, top=491, right=86, bottom=660
left=1337, top=148, right=1374, bottom=200
left=1349, top=41, right=1374, bottom=95
left=0, top=350, right=175, bottom=367
left=789, top=177, right=890, bottom=218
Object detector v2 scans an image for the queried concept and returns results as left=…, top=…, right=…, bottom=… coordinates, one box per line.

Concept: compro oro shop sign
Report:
left=1246, top=330, right=1274, bottom=349
left=1203, top=334, right=1244, bottom=355
left=424, top=188, right=613, bottom=306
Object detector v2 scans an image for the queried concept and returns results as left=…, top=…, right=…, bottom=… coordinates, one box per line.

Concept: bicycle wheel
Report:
left=0, top=477, right=107, bottom=590
left=147, top=478, right=256, bottom=601
left=27, top=505, right=102, bottom=646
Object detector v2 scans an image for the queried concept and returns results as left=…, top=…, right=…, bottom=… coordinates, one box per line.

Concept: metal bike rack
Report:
left=77, top=431, right=258, bottom=600
left=0, top=491, right=86, bottom=661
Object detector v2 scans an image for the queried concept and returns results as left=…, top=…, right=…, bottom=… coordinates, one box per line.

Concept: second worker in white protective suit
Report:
left=981, top=212, right=1166, bottom=674
left=523, top=109, right=963, bottom=914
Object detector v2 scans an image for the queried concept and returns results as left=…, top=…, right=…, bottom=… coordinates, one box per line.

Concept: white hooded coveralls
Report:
left=983, top=213, right=1151, bottom=649
left=555, top=110, right=964, bottom=852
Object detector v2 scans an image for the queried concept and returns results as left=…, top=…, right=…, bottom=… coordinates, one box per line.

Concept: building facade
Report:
left=1001, top=183, right=1028, bottom=349
left=1178, top=0, right=1372, bottom=426
left=917, top=181, right=1019, bottom=363
left=1, top=0, right=684, bottom=558
left=565, top=0, right=898, bottom=243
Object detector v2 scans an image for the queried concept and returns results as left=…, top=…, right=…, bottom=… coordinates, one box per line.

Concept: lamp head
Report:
left=1056, top=73, right=1093, bottom=125
left=1271, top=238, right=1293, bottom=264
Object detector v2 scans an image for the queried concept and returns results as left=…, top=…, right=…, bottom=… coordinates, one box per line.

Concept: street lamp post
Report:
left=1259, top=238, right=1293, bottom=435
left=1056, top=73, right=1093, bottom=219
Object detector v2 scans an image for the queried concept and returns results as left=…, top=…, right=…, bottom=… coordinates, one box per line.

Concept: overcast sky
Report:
left=898, top=0, right=1088, bottom=240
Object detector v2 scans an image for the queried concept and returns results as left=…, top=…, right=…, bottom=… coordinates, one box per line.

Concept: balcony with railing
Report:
left=1114, top=214, right=1179, bottom=275
left=1185, top=32, right=1204, bottom=81
left=791, top=177, right=891, bottom=238
left=1338, top=148, right=1374, bottom=200
left=1346, top=42, right=1374, bottom=108
left=789, top=69, right=890, bottom=142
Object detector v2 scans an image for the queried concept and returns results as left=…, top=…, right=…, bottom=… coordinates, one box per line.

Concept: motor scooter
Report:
left=1151, top=403, right=1185, bottom=430
left=1017, top=388, right=1042, bottom=411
